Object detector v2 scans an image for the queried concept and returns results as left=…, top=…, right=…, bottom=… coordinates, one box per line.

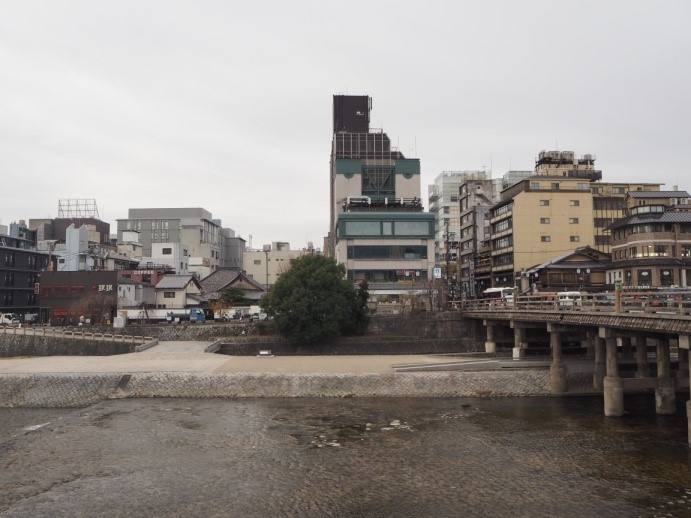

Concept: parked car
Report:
left=249, top=312, right=268, bottom=322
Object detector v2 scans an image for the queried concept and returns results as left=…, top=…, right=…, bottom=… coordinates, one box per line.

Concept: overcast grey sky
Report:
left=2, top=1, right=689, bottom=250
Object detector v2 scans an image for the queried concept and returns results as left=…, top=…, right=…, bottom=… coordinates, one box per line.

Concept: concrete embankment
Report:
left=0, top=370, right=551, bottom=408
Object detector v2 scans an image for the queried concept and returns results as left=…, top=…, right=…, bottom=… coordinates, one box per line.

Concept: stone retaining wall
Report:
left=0, top=335, right=137, bottom=357
left=0, top=370, right=552, bottom=407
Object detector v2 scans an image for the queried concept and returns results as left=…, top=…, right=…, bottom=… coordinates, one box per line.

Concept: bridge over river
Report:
left=461, top=290, right=691, bottom=445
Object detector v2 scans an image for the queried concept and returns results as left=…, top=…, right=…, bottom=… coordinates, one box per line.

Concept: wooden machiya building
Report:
left=39, top=271, right=119, bottom=325
left=608, top=191, right=691, bottom=288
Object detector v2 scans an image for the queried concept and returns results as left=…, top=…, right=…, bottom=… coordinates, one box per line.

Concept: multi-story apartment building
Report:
left=591, top=182, right=661, bottom=253
left=458, top=179, right=498, bottom=297
left=428, top=171, right=487, bottom=266
left=327, top=95, right=435, bottom=291
left=608, top=190, right=691, bottom=287
left=488, top=175, right=596, bottom=287
left=483, top=150, right=664, bottom=289
left=116, top=208, right=245, bottom=279
left=0, top=232, right=50, bottom=322
left=243, top=242, right=305, bottom=288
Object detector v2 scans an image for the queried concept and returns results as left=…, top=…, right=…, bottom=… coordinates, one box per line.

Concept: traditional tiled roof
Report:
left=199, top=268, right=266, bottom=298
left=609, top=211, right=691, bottom=230
left=628, top=190, right=690, bottom=198
left=155, top=275, right=196, bottom=290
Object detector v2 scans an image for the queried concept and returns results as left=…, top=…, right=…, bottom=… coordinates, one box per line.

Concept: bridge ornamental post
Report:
left=656, top=337, right=676, bottom=415
left=635, top=334, right=651, bottom=378
left=600, top=326, right=624, bottom=417
left=483, top=320, right=496, bottom=354
left=547, top=323, right=567, bottom=394
left=594, top=337, right=606, bottom=390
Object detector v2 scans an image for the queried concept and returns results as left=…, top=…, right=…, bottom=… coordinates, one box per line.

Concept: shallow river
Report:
left=1, top=395, right=690, bottom=517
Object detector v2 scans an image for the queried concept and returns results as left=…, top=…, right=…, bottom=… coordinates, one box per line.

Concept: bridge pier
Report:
left=635, top=334, right=650, bottom=378
left=512, top=326, right=526, bottom=360
left=601, top=327, right=624, bottom=417
left=594, top=336, right=606, bottom=391
left=583, top=330, right=595, bottom=358
left=483, top=320, right=496, bottom=354
left=656, top=337, right=676, bottom=415
left=547, top=323, right=567, bottom=394
left=678, top=347, right=689, bottom=380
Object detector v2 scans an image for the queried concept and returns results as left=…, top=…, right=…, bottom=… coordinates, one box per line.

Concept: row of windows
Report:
left=539, top=218, right=580, bottom=225
left=346, top=245, right=428, bottom=260
left=539, top=236, right=581, bottom=243
left=1, top=273, right=36, bottom=288
left=341, top=220, right=431, bottom=237
left=612, top=224, right=691, bottom=240
left=529, top=181, right=589, bottom=191
left=492, top=236, right=513, bottom=250
left=346, top=269, right=429, bottom=283
left=0, top=291, right=37, bottom=306
left=492, top=253, right=513, bottom=266
left=492, top=218, right=512, bottom=233
left=613, top=244, right=691, bottom=260
left=491, top=204, right=513, bottom=218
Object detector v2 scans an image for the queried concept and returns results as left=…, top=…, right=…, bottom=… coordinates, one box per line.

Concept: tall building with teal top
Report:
left=328, top=95, right=435, bottom=290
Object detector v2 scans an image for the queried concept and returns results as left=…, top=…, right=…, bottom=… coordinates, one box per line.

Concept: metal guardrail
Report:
left=460, top=291, right=691, bottom=317
left=0, top=325, right=154, bottom=344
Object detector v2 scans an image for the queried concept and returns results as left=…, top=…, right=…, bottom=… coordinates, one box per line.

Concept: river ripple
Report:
left=1, top=395, right=690, bottom=517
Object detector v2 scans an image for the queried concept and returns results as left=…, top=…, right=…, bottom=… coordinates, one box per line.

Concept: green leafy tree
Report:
left=260, top=255, right=369, bottom=343
left=221, top=286, right=249, bottom=306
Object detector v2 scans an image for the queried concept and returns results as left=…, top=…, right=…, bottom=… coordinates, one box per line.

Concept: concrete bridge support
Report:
left=547, top=323, right=567, bottom=394
left=483, top=320, right=496, bottom=354
left=620, top=336, right=633, bottom=359
left=601, top=327, right=624, bottom=417
left=512, top=326, right=526, bottom=360
left=583, top=330, right=595, bottom=358
left=635, top=334, right=650, bottom=379
left=594, top=336, right=606, bottom=391
left=656, top=337, right=676, bottom=415
left=678, top=347, right=689, bottom=380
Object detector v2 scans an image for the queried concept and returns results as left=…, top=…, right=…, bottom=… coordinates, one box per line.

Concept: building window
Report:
left=612, top=186, right=625, bottom=194
left=570, top=236, right=580, bottom=242
left=551, top=183, right=560, bottom=191
left=660, top=269, right=674, bottom=287
left=569, top=218, right=579, bottom=224
left=162, top=248, right=172, bottom=255
left=539, top=200, right=550, bottom=206
left=163, top=291, right=175, bottom=298
left=637, top=269, right=652, bottom=287
left=254, top=259, right=261, bottom=265
left=577, top=183, right=589, bottom=191
left=540, top=218, right=550, bottom=224
left=541, top=236, right=551, bottom=242
left=569, top=200, right=580, bottom=206
left=530, top=181, right=540, bottom=190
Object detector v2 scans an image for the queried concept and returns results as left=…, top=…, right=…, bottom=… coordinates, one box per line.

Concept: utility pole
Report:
left=444, top=221, right=455, bottom=307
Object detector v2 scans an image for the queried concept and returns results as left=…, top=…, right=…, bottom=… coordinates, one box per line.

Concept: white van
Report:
left=556, top=291, right=584, bottom=307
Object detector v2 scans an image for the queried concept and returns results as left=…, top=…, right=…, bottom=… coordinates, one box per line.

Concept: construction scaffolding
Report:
left=57, top=199, right=100, bottom=219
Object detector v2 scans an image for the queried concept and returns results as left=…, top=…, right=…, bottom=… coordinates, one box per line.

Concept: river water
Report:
left=1, top=395, right=690, bottom=517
